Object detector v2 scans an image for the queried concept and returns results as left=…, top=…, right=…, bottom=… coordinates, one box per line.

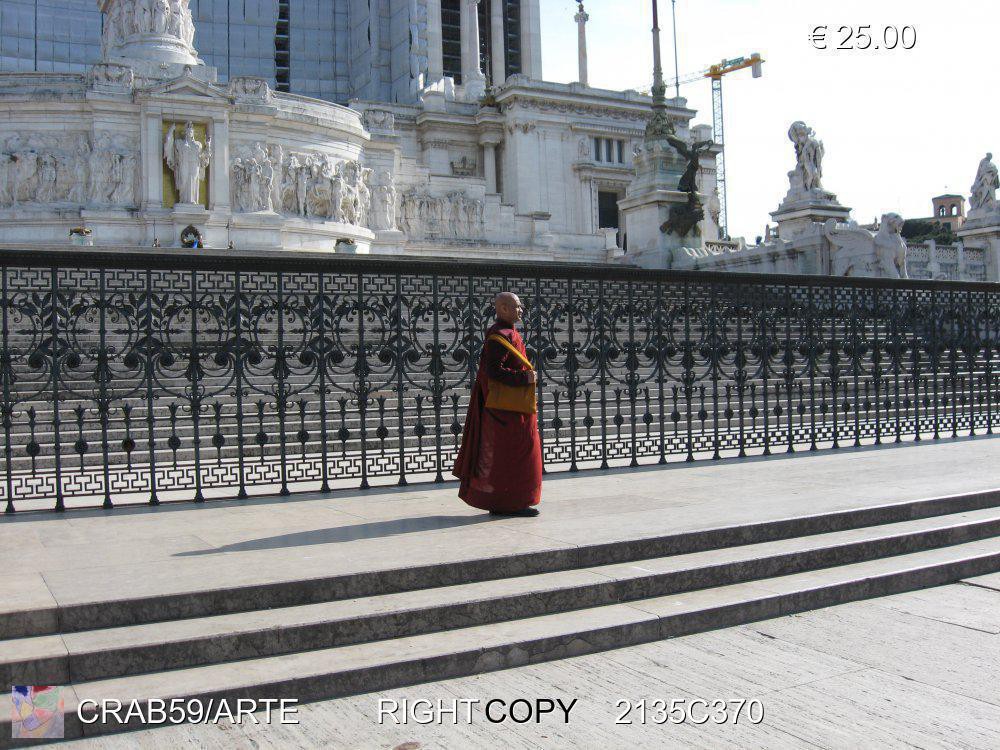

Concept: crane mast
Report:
left=662, top=53, right=764, bottom=239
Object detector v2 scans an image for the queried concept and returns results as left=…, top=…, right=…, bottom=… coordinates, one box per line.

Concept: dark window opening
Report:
left=479, top=1, right=492, bottom=84
left=503, top=0, right=522, bottom=78
left=598, top=191, right=621, bottom=229
left=275, top=0, right=290, bottom=92
left=442, top=0, right=462, bottom=84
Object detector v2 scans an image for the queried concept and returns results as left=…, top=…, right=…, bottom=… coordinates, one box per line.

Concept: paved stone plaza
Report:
left=6, top=437, right=1000, bottom=616
left=3, top=437, right=1000, bottom=747
left=59, top=580, right=1000, bottom=749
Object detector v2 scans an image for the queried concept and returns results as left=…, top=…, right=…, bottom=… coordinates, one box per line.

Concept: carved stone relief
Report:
left=102, top=0, right=197, bottom=56
left=398, top=188, right=485, bottom=240
left=231, top=143, right=375, bottom=228
left=228, top=77, right=272, bottom=105
left=362, top=109, right=395, bottom=134
left=0, top=132, right=138, bottom=209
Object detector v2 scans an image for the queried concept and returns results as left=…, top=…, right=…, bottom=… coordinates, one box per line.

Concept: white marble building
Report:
left=0, top=0, right=721, bottom=261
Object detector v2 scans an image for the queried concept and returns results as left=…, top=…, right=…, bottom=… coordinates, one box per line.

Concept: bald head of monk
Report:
left=495, top=292, right=524, bottom=326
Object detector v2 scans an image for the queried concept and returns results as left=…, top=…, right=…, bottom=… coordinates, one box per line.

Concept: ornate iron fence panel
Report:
left=1, top=248, right=998, bottom=511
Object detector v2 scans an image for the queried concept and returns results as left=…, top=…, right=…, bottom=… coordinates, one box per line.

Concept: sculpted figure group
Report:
left=103, top=0, right=196, bottom=54
left=231, top=143, right=386, bottom=229
left=0, top=132, right=137, bottom=209
left=786, top=121, right=826, bottom=195
left=398, top=189, right=485, bottom=240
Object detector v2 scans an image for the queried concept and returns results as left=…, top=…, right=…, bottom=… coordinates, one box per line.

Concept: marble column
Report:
left=481, top=137, right=500, bottom=193
left=490, top=0, right=506, bottom=87
left=141, top=111, right=164, bottom=211
left=575, top=2, right=589, bottom=86
left=519, top=0, right=543, bottom=79
left=461, top=0, right=487, bottom=99
left=426, top=0, right=444, bottom=84
left=208, top=117, right=230, bottom=212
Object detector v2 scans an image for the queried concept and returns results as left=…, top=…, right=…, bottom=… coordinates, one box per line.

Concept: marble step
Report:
left=3, top=506, right=1000, bottom=688
left=5, top=487, right=1000, bottom=640
left=3, top=537, right=999, bottom=743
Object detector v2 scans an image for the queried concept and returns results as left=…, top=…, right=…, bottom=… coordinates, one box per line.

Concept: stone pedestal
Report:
left=958, top=211, right=1000, bottom=280
left=171, top=202, right=209, bottom=246
left=371, top=229, right=406, bottom=255
left=771, top=189, right=852, bottom=241
left=230, top=211, right=284, bottom=249
left=618, top=139, right=700, bottom=269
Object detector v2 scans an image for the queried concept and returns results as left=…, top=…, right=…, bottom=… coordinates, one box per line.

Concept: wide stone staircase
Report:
left=3, top=485, right=1000, bottom=743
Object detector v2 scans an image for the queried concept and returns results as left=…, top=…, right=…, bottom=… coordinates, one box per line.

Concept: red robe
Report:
left=452, top=321, right=542, bottom=511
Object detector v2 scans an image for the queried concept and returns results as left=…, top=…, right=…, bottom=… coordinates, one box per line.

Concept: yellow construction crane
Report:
left=665, top=53, right=764, bottom=238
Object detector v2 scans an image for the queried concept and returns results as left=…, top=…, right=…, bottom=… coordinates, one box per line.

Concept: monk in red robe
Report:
left=453, top=292, right=542, bottom=517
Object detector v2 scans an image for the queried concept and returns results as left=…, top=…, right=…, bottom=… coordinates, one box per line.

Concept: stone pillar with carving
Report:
left=575, top=2, right=589, bottom=86
left=461, top=0, right=487, bottom=100
left=490, top=0, right=506, bottom=87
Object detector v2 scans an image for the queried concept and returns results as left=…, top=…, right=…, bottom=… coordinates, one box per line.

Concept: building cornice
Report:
left=494, top=77, right=696, bottom=125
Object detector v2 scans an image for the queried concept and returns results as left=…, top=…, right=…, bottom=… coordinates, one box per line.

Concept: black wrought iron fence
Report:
left=1, top=247, right=998, bottom=512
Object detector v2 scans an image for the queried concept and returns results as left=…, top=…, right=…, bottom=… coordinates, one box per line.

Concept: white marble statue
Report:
left=825, top=213, right=907, bottom=279
left=370, top=170, right=398, bottom=231
left=164, top=122, right=212, bottom=205
left=971, top=153, right=998, bottom=213
left=787, top=121, right=825, bottom=194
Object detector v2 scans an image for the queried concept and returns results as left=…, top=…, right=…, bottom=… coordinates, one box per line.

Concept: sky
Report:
left=538, top=0, right=999, bottom=240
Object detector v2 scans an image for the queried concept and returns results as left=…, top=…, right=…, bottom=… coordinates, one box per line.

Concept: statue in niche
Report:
left=787, top=121, right=825, bottom=193
left=971, top=153, right=998, bottom=213
left=164, top=122, right=212, bottom=205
